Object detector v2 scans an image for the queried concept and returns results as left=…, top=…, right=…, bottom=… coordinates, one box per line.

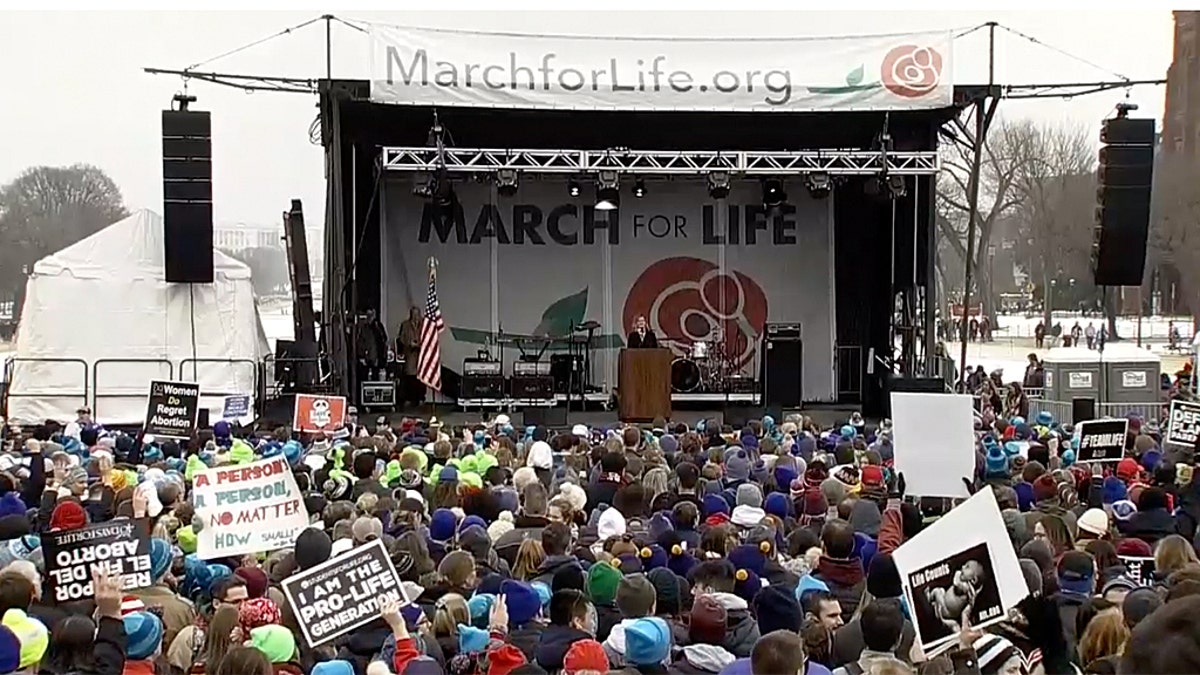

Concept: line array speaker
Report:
left=1093, top=117, right=1154, bottom=287
left=162, top=109, right=214, bottom=283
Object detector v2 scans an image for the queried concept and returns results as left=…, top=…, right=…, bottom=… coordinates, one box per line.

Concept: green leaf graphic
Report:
left=846, top=64, right=864, bottom=87
left=532, top=287, right=588, bottom=337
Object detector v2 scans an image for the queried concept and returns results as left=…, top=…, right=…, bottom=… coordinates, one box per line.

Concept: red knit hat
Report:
left=861, top=465, right=885, bottom=488
left=486, top=643, right=527, bottom=675
left=564, top=639, right=610, bottom=675
left=1116, top=537, right=1152, bottom=557
left=1031, top=474, right=1058, bottom=503
left=49, top=500, right=87, bottom=532
left=1117, top=458, right=1141, bottom=483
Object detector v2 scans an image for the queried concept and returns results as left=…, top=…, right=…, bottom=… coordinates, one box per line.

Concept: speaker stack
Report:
left=761, top=323, right=803, bottom=409
left=1093, top=116, right=1155, bottom=287
left=162, top=104, right=214, bottom=284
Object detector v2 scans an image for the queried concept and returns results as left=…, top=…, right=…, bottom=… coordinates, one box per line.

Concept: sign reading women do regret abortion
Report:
left=192, top=456, right=307, bottom=559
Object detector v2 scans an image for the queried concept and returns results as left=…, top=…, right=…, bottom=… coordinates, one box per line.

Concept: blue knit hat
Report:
left=984, top=445, right=1008, bottom=479
left=773, top=465, right=798, bottom=492
left=1014, top=482, right=1034, bottom=512
left=531, top=581, right=552, bottom=608
left=282, top=440, right=303, bottom=466
left=124, top=611, right=164, bottom=660
left=625, top=617, right=671, bottom=666
left=753, top=584, right=803, bottom=634
left=458, top=624, right=490, bottom=655
left=1142, top=450, right=1162, bottom=472
left=667, top=544, right=697, bottom=578
left=764, top=493, right=790, bottom=519
left=795, top=574, right=830, bottom=601
left=733, top=568, right=764, bottom=604
left=467, top=593, right=494, bottom=625
left=840, top=425, right=856, bottom=440
left=729, top=544, right=768, bottom=576
left=501, top=580, right=541, bottom=626
left=430, top=509, right=457, bottom=542
left=1036, top=411, right=1054, bottom=427
left=0, top=624, right=19, bottom=673
left=459, top=515, right=487, bottom=534
left=702, top=494, right=729, bottom=517
left=638, top=545, right=668, bottom=572
left=1102, top=476, right=1128, bottom=505
left=149, top=538, right=172, bottom=582
left=311, top=661, right=355, bottom=675
left=1003, top=441, right=1022, bottom=458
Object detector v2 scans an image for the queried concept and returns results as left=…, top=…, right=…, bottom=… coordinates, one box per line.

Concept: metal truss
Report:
left=380, top=147, right=940, bottom=175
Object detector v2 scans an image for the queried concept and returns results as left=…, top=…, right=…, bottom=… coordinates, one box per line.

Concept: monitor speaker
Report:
left=1072, top=397, right=1096, bottom=424
left=761, top=335, right=802, bottom=408
left=162, top=109, right=214, bottom=284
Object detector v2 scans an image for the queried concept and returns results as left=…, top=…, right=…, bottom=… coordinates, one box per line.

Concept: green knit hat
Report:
left=587, top=561, right=622, bottom=605
left=176, top=525, right=197, bottom=554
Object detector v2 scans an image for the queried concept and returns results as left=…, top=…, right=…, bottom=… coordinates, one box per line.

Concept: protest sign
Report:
left=222, top=395, right=251, bottom=419
left=893, top=489, right=1027, bottom=655
left=43, top=521, right=152, bottom=603
left=891, top=392, right=975, bottom=498
left=1076, top=419, right=1129, bottom=463
left=192, top=456, right=307, bottom=559
left=1167, top=399, right=1200, bottom=448
left=1119, top=556, right=1156, bottom=587
left=282, top=539, right=407, bottom=648
left=293, top=394, right=347, bottom=434
left=143, top=380, right=200, bottom=440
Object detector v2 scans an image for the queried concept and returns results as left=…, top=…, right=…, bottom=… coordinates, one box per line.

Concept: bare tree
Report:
left=0, top=164, right=129, bottom=301
left=1008, top=121, right=1097, bottom=329
left=937, top=118, right=1032, bottom=324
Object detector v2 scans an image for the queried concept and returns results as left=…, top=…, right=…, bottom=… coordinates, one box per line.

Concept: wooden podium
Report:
left=618, top=348, right=672, bottom=422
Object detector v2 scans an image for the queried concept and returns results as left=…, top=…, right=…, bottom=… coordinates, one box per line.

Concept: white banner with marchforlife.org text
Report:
left=368, top=24, right=954, bottom=112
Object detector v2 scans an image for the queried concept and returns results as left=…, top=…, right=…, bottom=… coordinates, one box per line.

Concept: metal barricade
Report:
left=2, top=357, right=90, bottom=419
left=1027, top=399, right=1073, bottom=425
left=91, top=358, right=174, bottom=420
left=179, top=357, right=262, bottom=417
left=261, top=355, right=333, bottom=401
left=1098, top=401, right=1167, bottom=423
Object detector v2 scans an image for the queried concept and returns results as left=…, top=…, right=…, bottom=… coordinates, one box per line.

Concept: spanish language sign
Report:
left=42, top=521, right=152, bottom=603
left=1167, top=399, right=1200, bottom=448
left=192, top=456, right=307, bottom=560
left=143, top=380, right=200, bottom=440
left=282, top=539, right=407, bottom=648
left=1076, top=419, right=1129, bottom=463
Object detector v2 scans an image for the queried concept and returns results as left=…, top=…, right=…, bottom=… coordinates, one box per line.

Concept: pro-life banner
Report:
left=143, top=380, right=200, bottom=440
left=293, top=394, right=348, bottom=435
left=43, top=521, right=152, bottom=603
left=1167, top=399, right=1200, bottom=448
left=282, top=539, right=407, bottom=648
left=1119, top=556, right=1156, bottom=587
left=192, top=456, right=307, bottom=559
left=1077, top=419, right=1129, bottom=463
left=369, top=24, right=954, bottom=112
left=892, top=489, right=1028, bottom=656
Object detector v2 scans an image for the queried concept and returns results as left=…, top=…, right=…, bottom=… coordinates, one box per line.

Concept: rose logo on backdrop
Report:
left=881, top=45, right=943, bottom=98
left=623, top=257, right=768, bottom=371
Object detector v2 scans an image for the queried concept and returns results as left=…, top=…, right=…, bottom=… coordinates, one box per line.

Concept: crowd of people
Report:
left=0, top=400, right=1196, bottom=675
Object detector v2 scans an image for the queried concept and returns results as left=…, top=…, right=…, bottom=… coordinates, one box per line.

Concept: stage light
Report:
left=496, top=168, right=519, bottom=197
left=805, top=172, right=832, bottom=199
left=707, top=171, right=731, bottom=199
left=632, top=179, right=646, bottom=198
left=762, top=179, right=786, bottom=207
left=595, top=170, right=620, bottom=211
left=567, top=179, right=581, bottom=197
left=886, top=175, right=907, bottom=199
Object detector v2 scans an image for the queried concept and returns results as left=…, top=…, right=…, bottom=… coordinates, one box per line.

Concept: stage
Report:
left=317, top=28, right=958, bottom=418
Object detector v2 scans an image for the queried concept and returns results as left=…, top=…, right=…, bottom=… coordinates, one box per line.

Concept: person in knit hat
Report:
left=828, top=553, right=915, bottom=668
left=124, top=610, right=165, bottom=669
left=672, top=594, right=736, bottom=674
left=730, top=484, right=764, bottom=528
left=689, top=560, right=759, bottom=658
left=601, top=573, right=658, bottom=667
left=564, top=638, right=609, bottom=675
left=623, top=617, right=671, bottom=670
left=535, top=589, right=597, bottom=672
left=587, top=562, right=623, bottom=641
left=132, top=537, right=196, bottom=650
left=1023, top=473, right=1077, bottom=537
left=501, top=579, right=546, bottom=660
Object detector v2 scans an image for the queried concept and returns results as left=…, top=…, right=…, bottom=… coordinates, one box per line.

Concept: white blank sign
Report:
left=891, top=392, right=976, bottom=498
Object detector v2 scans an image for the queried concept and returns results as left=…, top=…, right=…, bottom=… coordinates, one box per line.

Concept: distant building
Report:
left=214, top=222, right=281, bottom=252
left=1165, top=11, right=1200, bottom=157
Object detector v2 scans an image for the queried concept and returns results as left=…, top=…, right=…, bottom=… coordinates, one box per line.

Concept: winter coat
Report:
left=535, top=625, right=593, bottom=672
left=1119, top=508, right=1176, bottom=545
left=509, top=622, right=547, bottom=662
left=596, top=603, right=623, bottom=642
left=39, top=615, right=126, bottom=675
left=706, top=593, right=759, bottom=659
left=829, top=602, right=915, bottom=669
left=531, top=555, right=583, bottom=588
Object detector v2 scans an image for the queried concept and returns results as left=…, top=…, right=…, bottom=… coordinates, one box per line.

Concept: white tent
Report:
left=7, top=209, right=272, bottom=425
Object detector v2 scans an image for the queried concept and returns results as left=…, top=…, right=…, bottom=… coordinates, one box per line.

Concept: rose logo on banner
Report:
left=881, top=45, right=944, bottom=98
left=623, top=257, right=768, bottom=371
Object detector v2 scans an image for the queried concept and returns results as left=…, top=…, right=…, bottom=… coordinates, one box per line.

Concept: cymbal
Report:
left=575, top=321, right=601, bottom=331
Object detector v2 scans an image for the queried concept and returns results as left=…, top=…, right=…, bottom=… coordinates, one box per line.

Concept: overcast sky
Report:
left=0, top=10, right=1175, bottom=229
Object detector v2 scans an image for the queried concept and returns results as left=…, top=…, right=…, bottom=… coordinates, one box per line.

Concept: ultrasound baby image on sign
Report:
left=906, top=541, right=1003, bottom=653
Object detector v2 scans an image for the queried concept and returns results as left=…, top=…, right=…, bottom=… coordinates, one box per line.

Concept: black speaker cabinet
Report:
left=162, top=109, right=214, bottom=284
left=761, top=335, right=802, bottom=408
left=523, top=406, right=567, bottom=427
left=461, top=375, right=504, bottom=399
left=511, top=375, right=554, bottom=400
left=1094, top=118, right=1154, bottom=287
left=1072, top=397, right=1096, bottom=424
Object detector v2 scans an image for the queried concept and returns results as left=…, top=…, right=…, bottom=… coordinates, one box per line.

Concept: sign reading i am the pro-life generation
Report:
left=143, top=380, right=201, bottom=440
left=192, top=456, right=307, bottom=559
left=282, top=539, right=408, bottom=648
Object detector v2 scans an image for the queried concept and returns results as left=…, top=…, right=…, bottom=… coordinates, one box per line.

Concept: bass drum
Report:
left=671, top=358, right=702, bottom=393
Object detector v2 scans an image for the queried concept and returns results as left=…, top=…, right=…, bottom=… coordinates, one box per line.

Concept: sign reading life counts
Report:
left=143, top=380, right=200, bottom=440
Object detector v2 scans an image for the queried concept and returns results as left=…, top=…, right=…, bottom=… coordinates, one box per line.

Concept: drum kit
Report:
left=669, top=338, right=739, bottom=393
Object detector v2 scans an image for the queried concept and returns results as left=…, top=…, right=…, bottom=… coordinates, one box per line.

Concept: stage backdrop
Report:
left=381, top=178, right=836, bottom=401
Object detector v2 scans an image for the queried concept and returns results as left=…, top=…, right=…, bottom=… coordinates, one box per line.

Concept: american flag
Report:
left=417, top=260, right=445, bottom=392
